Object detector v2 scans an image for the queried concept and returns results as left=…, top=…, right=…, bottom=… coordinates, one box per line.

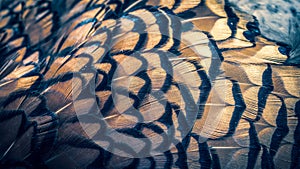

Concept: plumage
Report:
left=0, top=0, right=299, bottom=168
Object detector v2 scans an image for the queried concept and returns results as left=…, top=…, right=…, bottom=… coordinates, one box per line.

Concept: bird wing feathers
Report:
left=0, top=0, right=299, bottom=168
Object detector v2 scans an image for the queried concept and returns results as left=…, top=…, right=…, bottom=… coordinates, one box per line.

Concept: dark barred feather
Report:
left=0, top=0, right=299, bottom=168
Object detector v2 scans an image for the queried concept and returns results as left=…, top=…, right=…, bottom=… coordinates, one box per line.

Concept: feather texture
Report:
left=0, top=0, right=299, bottom=168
